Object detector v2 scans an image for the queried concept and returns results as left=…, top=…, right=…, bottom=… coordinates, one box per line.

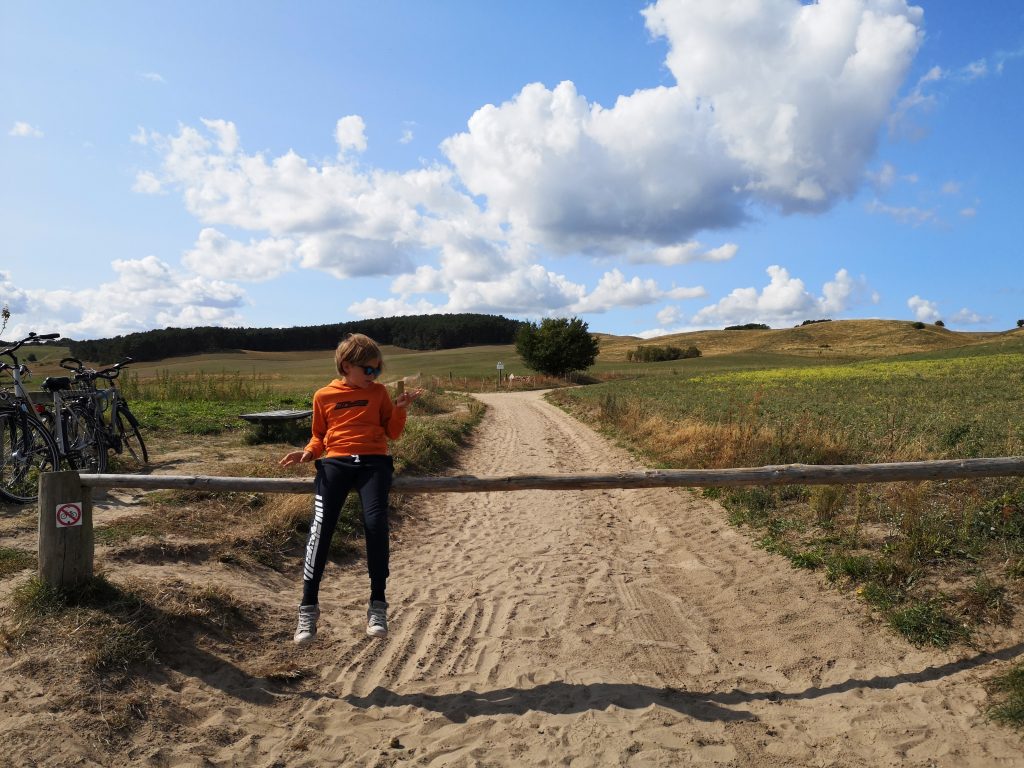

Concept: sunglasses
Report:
left=360, top=365, right=382, bottom=377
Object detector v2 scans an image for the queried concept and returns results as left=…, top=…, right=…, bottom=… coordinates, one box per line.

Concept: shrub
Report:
left=799, top=319, right=832, bottom=326
left=627, top=344, right=701, bottom=363
left=935, top=320, right=945, bottom=327
left=1017, top=319, right=1024, bottom=328
left=912, top=321, right=926, bottom=329
left=725, top=323, right=770, bottom=330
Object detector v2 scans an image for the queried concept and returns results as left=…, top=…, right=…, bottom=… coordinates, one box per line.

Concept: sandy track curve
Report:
left=227, top=390, right=1019, bottom=767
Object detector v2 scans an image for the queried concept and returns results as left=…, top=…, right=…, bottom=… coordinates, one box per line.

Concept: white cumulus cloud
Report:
left=631, top=241, right=738, bottom=265
left=950, top=307, right=989, bottom=325
left=183, top=228, right=299, bottom=282
left=442, top=0, right=922, bottom=252
left=132, top=171, right=163, bottom=194
left=336, top=115, right=367, bottom=153
left=907, top=294, right=940, bottom=322
left=1, top=258, right=247, bottom=339
left=693, top=266, right=870, bottom=327
left=8, top=122, right=43, bottom=138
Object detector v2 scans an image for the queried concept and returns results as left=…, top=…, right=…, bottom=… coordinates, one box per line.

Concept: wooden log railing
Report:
left=36, top=456, right=1024, bottom=588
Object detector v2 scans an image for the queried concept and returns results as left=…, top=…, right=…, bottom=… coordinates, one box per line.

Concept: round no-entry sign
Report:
left=56, top=502, right=83, bottom=528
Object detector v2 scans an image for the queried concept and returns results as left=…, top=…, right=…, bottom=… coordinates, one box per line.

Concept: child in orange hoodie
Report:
left=281, top=333, right=422, bottom=645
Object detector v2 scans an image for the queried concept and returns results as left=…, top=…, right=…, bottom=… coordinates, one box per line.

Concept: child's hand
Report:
left=280, top=450, right=314, bottom=467
left=395, top=387, right=425, bottom=409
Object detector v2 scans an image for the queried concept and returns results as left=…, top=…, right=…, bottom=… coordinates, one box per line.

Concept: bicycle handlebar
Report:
left=71, top=358, right=133, bottom=383
left=0, top=331, right=62, bottom=360
left=60, top=357, right=84, bottom=371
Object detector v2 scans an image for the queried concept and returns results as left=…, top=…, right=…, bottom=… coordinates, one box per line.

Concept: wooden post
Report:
left=38, top=471, right=93, bottom=588
left=396, top=380, right=405, bottom=397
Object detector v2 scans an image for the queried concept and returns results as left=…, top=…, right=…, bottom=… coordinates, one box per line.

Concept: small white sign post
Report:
left=496, top=361, right=504, bottom=389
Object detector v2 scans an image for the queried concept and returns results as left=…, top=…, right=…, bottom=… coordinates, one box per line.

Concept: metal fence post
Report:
left=37, top=470, right=93, bottom=588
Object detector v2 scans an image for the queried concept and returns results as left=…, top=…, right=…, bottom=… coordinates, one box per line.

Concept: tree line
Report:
left=67, top=313, right=527, bottom=363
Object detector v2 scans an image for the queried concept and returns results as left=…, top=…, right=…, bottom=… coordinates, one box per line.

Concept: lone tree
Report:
left=516, top=317, right=600, bottom=379
left=1018, top=319, right=1024, bottom=328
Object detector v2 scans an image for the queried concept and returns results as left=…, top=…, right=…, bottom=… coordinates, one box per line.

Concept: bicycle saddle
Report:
left=41, top=376, right=72, bottom=392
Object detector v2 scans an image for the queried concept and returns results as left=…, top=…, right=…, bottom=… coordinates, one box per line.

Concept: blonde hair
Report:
left=335, top=333, right=383, bottom=377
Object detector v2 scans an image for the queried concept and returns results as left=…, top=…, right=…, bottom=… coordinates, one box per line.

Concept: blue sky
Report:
left=2, top=0, right=1022, bottom=342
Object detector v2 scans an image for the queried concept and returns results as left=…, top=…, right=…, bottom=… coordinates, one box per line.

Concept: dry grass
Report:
left=596, top=319, right=1010, bottom=361
left=0, top=574, right=267, bottom=744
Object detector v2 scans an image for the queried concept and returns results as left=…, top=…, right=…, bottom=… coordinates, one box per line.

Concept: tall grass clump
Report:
left=121, top=370, right=277, bottom=401
left=120, top=370, right=310, bottom=435
left=550, top=351, right=1024, bottom=649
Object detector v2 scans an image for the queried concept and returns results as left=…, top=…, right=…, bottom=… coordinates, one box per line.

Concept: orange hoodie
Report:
left=304, top=379, right=407, bottom=458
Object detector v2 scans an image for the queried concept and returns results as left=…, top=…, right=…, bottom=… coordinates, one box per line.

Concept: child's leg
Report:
left=301, top=459, right=356, bottom=606
left=355, top=456, right=394, bottom=604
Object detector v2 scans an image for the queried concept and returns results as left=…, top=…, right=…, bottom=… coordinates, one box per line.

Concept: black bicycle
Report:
left=53, top=357, right=149, bottom=469
left=0, top=333, right=62, bottom=504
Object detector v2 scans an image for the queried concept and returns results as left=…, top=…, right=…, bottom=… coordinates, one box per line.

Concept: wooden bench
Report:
left=238, top=409, right=313, bottom=441
left=238, top=409, right=313, bottom=425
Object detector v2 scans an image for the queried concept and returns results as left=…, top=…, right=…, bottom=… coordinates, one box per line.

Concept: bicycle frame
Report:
left=0, top=347, right=69, bottom=460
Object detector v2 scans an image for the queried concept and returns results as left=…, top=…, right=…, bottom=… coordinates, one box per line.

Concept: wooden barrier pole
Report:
left=76, top=456, right=1024, bottom=494
left=38, top=471, right=93, bottom=588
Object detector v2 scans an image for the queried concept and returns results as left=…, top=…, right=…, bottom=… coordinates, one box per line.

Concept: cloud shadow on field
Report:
left=341, top=641, right=1024, bottom=723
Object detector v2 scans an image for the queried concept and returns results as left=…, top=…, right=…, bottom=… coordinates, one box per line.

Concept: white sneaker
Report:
left=366, top=600, right=388, bottom=638
left=294, top=604, right=320, bottom=646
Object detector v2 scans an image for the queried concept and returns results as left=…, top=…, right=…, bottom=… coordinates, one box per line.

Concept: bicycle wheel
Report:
left=114, top=407, right=148, bottom=465
left=62, top=402, right=108, bottom=474
left=0, top=406, right=60, bottom=504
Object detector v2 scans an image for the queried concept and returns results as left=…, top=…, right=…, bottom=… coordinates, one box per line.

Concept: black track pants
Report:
left=301, top=455, right=393, bottom=606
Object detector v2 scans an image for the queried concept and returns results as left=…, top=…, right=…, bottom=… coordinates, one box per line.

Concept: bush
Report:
left=1017, top=319, right=1023, bottom=329
left=725, top=323, right=770, bottom=331
left=912, top=321, right=926, bottom=329
left=935, top=320, right=945, bottom=327
left=627, top=344, right=701, bottom=362
left=799, top=319, right=832, bottom=326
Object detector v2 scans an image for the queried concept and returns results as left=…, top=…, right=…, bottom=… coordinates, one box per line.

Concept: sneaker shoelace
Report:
left=297, top=610, right=317, bottom=633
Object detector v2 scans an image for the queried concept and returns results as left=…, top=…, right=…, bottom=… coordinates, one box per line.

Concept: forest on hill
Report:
left=66, top=313, right=526, bottom=363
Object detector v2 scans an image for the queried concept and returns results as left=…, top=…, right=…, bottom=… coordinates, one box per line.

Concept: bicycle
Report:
left=0, top=332, right=62, bottom=504
left=57, top=357, right=149, bottom=469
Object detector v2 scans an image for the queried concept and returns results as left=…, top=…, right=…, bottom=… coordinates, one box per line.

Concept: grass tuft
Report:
left=989, top=662, right=1024, bottom=727
left=0, top=547, right=35, bottom=578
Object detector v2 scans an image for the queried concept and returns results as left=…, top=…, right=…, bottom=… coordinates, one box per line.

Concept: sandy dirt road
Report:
left=254, top=389, right=1020, bottom=767
left=4, top=390, right=1022, bottom=766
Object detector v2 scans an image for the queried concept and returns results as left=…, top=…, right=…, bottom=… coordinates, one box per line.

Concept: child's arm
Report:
left=281, top=393, right=325, bottom=466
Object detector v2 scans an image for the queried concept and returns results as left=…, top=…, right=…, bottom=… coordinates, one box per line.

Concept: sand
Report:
left=1, top=389, right=1022, bottom=766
